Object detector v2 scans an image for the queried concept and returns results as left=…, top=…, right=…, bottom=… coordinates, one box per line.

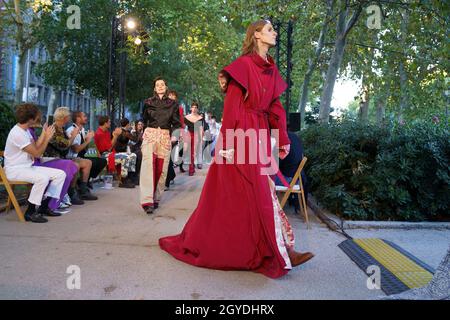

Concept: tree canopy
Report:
left=2, top=0, right=447, bottom=124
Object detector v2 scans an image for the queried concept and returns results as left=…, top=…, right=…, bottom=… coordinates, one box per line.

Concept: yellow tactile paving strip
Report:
left=354, top=238, right=433, bottom=289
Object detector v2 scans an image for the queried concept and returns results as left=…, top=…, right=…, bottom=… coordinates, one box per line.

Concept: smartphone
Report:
left=47, top=115, right=54, bottom=126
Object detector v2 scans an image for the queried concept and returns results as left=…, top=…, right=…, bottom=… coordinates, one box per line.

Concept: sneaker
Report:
left=53, top=207, right=71, bottom=215
left=59, top=202, right=71, bottom=209
left=62, top=194, right=72, bottom=206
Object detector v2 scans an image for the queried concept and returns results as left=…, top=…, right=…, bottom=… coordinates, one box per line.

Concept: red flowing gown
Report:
left=159, top=53, right=293, bottom=278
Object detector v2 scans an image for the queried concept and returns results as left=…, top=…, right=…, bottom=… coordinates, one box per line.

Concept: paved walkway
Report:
left=0, top=166, right=448, bottom=299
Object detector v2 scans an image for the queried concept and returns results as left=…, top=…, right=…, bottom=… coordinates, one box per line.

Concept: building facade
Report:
left=0, top=41, right=107, bottom=131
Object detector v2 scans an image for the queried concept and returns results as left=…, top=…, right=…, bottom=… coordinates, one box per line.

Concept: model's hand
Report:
left=279, top=144, right=290, bottom=160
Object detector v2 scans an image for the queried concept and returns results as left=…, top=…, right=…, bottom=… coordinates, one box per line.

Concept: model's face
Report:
left=191, top=105, right=198, bottom=114
left=106, top=120, right=111, bottom=129
left=137, top=122, right=143, bottom=131
left=154, top=80, right=167, bottom=95
left=255, top=23, right=277, bottom=47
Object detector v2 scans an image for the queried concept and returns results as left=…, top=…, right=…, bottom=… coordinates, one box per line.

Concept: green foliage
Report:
left=302, top=119, right=450, bottom=221
left=0, top=102, right=16, bottom=150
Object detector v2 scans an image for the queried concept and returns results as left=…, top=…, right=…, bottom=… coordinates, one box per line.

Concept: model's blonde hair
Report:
left=241, top=20, right=270, bottom=56
left=54, top=106, right=71, bottom=121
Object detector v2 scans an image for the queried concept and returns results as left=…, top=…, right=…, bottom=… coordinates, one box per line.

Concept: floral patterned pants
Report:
left=140, top=127, right=171, bottom=208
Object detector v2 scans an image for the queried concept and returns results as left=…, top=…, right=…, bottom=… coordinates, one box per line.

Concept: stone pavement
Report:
left=0, top=166, right=448, bottom=300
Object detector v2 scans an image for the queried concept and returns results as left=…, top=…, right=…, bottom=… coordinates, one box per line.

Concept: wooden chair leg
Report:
left=3, top=184, right=25, bottom=222
left=5, top=185, right=13, bottom=213
left=279, top=191, right=291, bottom=209
left=299, top=191, right=310, bottom=229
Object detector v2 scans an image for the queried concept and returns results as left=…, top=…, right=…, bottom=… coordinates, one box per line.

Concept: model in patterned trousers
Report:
left=140, top=127, right=171, bottom=212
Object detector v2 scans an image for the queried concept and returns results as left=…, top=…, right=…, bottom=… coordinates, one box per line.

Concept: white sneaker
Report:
left=59, top=202, right=70, bottom=209
left=62, top=194, right=72, bottom=206
left=53, top=207, right=71, bottom=215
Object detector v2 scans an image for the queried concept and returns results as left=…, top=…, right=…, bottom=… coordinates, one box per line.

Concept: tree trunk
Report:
left=46, top=88, right=59, bottom=118
left=90, top=98, right=96, bottom=130
left=14, top=49, right=26, bottom=104
left=358, top=76, right=370, bottom=122
left=375, top=79, right=390, bottom=126
left=318, top=37, right=346, bottom=123
left=358, top=92, right=370, bottom=122
left=13, top=0, right=25, bottom=104
left=318, top=0, right=362, bottom=124
left=376, top=97, right=386, bottom=126
left=298, top=0, right=334, bottom=129
left=398, top=9, right=409, bottom=122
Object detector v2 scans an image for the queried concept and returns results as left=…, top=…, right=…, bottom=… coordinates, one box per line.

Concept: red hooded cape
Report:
left=159, top=53, right=292, bottom=278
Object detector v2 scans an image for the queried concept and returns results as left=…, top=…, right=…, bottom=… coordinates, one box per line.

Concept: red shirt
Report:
left=94, top=127, right=112, bottom=153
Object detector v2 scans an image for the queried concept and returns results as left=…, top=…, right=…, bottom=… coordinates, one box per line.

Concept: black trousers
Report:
left=134, top=149, right=142, bottom=176
left=165, top=142, right=177, bottom=187
left=83, top=157, right=107, bottom=180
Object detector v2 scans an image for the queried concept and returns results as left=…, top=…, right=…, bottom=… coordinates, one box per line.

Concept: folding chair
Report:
left=275, top=156, right=310, bottom=229
left=0, top=151, right=30, bottom=222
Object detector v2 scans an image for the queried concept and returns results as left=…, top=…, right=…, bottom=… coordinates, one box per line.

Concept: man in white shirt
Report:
left=4, top=103, right=66, bottom=223
left=66, top=111, right=106, bottom=187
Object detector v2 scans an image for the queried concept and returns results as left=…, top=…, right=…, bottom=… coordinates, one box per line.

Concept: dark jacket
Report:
left=115, top=128, right=138, bottom=153
left=279, top=131, right=303, bottom=178
left=142, top=95, right=181, bottom=131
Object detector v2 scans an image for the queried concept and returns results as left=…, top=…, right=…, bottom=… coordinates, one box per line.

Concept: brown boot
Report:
left=287, top=248, right=314, bottom=267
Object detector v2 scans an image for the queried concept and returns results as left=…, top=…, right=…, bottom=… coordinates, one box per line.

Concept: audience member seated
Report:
left=115, top=118, right=140, bottom=185
left=29, top=123, right=78, bottom=215
left=130, top=120, right=144, bottom=182
left=94, top=115, right=137, bottom=188
left=273, top=130, right=309, bottom=213
left=44, top=107, right=98, bottom=203
left=67, top=111, right=107, bottom=188
left=4, top=103, right=66, bottom=223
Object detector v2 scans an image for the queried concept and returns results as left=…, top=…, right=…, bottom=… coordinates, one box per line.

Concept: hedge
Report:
left=302, top=120, right=449, bottom=221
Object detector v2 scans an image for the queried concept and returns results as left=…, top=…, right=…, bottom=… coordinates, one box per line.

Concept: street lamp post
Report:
left=107, top=15, right=117, bottom=128
left=119, top=15, right=126, bottom=120
left=107, top=13, right=137, bottom=129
